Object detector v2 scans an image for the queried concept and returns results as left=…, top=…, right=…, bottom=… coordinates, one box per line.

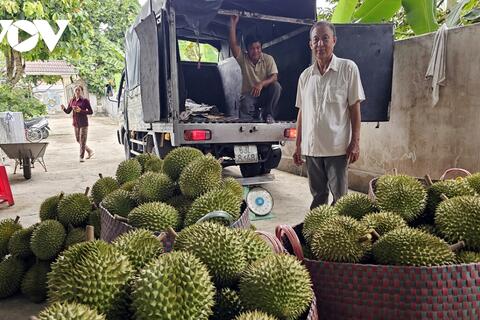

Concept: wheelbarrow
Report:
left=0, top=142, right=48, bottom=179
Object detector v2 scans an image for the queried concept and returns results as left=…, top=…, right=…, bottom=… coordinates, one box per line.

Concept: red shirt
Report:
left=63, top=97, right=93, bottom=127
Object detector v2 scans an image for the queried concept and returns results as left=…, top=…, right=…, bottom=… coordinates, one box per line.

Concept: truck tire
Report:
left=123, top=132, right=131, bottom=159
left=240, top=163, right=262, bottom=178
left=23, top=157, right=31, bottom=180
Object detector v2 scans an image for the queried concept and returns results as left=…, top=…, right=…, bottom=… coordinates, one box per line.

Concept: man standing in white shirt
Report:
left=293, top=21, right=365, bottom=209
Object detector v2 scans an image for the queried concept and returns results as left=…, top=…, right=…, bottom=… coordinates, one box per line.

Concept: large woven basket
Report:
left=276, top=224, right=480, bottom=320
left=99, top=202, right=251, bottom=246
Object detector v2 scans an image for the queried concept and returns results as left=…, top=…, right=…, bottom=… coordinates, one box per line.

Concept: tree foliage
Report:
left=0, top=84, right=46, bottom=118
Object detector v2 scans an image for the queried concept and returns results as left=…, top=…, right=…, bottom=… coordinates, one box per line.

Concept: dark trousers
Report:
left=305, top=155, right=348, bottom=210
left=239, top=82, right=282, bottom=119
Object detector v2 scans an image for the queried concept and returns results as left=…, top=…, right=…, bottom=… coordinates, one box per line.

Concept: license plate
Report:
left=234, top=145, right=258, bottom=164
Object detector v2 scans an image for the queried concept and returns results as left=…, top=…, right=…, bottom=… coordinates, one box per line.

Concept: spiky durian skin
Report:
left=427, top=179, right=476, bottom=212
left=302, top=205, right=338, bottom=243
left=48, top=240, right=134, bottom=317
left=222, top=177, right=244, bottom=200
left=128, top=202, right=179, bottom=232
left=101, top=189, right=136, bottom=218
left=360, top=212, right=407, bottom=236
left=416, top=224, right=440, bottom=236
left=174, top=222, right=247, bottom=287
left=212, top=287, right=244, bottom=320
left=239, top=254, right=313, bottom=320
left=310, top=215, right=372, bottom=263
left=335, top=193, right=377, bottom=219
left=39, top=194, right=62, bottom=221
left=0, top=256, right=27, bottom=298
left=38, top=301, right=106, bottom=320
left=466, top=173, right=480, bottom=194
left=143, top=157, right=163, bottom=173
left=121, top=180, right=138, bottom=192
left=135, top=153, right=153, bottom=172
left=166, top=195, right=192, bottom=229
left=57, top=193, right=92, bottom=227
left=21, top=261, right=51, bottom=303
left=375, top=174, right=427, bottom=222
left=234, top=311, right=278, bottom=320
left=372, top=228, right=456, bottom=266
left=163, top=146, right=203, bottom=181
left=0, top=218, right=22, bottom=256
left=30, top=220, right=66, bottom=260
left=234, top=228, right=274, bottom=265
left=133, top=172, right=174, bottom=203
left=113, top=229, right=163, bottom=271
left=116, top=159, right=142, bottom=185
left=457, top=251, right=480, bottom=264
left=65, top=228, right=86, bottom=248
left=184, top=189, right=242, bottom=227
left=91, top=177, right=119, bottom=206
left=435, top=196, right=480, bottom=250
left=131, top=251, right=215, bottom=320
left=179, top=155, right=222, bottom=199
left=8, top=225, right=35, bottom=258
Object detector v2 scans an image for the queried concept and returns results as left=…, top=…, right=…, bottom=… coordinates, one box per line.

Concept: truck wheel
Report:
left=156, top=137, right=173, bottom=159
left=240, top=163, right=262, bottom=178
left=23, top=157, right=31, bottom=179
left=123, top=132, right=131, bottom=159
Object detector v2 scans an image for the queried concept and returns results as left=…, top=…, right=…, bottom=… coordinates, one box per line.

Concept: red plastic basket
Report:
left=276, top=224, right=480, bottom=320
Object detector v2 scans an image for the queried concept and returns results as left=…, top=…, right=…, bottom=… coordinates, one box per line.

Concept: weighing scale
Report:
left=236, top=173, right=275, bottom=221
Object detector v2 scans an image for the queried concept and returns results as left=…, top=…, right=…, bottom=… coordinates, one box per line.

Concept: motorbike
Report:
left=24, top=117, right=50, bottom=142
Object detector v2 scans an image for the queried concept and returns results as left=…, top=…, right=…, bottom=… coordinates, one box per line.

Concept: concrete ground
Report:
left=0, top=113, right=317, bottom=319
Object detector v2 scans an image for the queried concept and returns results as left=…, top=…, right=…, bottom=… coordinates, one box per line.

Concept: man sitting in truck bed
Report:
left=229, top=15, right=282, bottom=124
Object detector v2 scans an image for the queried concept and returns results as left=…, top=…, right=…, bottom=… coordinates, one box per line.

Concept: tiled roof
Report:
left=24, top=60, right=77, bottom=76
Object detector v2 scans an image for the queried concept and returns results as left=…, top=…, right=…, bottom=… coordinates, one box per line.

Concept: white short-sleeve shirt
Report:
left=296, top=54, right=365, bottom=157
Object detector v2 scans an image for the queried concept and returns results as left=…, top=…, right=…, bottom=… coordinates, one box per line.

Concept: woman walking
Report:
left=61, top=85, right=94, bottom=162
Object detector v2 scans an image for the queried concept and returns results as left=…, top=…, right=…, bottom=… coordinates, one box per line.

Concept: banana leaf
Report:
left=353, top=0, right=402, bottom=23
left=464, top=8, right=480, bottom=22
left=332, top=0, right=359, bottom=23
left=445, top=0, right=471, bottom=26
left=402, top=0, right=439, bottom=35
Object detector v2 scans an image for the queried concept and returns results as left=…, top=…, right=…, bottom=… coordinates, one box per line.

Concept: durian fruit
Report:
left=163, top=146, right=203, bottom=180
left=221, top=177, right=244, bottom=200
left=131, top=251, right=215, bottom=320
left=113, top=229, right=163, bottom=270
left=135, top=153, right=154, bottom=172
left=101, top=189, right=136, bottom=218
left=457, top=251, right=480, bottom=264
left=239, top=254, right=313, bottom=320
left=21, top=260, right=51, bottom=303
left=212, top=288, right=244, bottom=320
left=166, top=195, right=192, bottom=229
left=48, top=240, right=134, bottom=317
left=39, top=193, right=63, bottom=221
left=0, top=256, right=27, bottom=298
left=375, top=174, right=427, bottom=222
left=65, top=227, right=86, bottom=248
left=174, top=222, right=247, bottom=287
left=360, top=212, right=407, bottom=236
left=310, top=215, right=372, bottom=263
left=128, top=202, right=179, bottom=232
left=416, top=224, right=440, bottom=236
left=234, top=311, right=278, bottom=320
left=179, top=155, right=222, bottom=199
left=427, top=179, right=476, bottom=212
left=435, top=196, right=480, bottom=250
left=57, top=192, right=92, bottom=227
left=88, top=209, right=101, bottom=238
left=302, top=205, right=338, bottom=243
left=91, top=174, right=119, bottom=206
left=8, top=225, right=35, bottom=258
left=466, top=173, right=480, bottom=194
left=0, top=217, right=22, bottom=256
left=38, top=301, right=106, bottom=320
left=31, top=220, right=66, bottom=260
left=372, top=228, right=456, bottom=266
left=234, top=228, right=274, bottom=265
left=336, top=193, right=377, bottom=219
left=121, top=180, right=138, bottom=192
left=143, top=157, right=163, bottom=173
left=184, top=189, right=242, bottom=227
left=116, top=159, right=142, bottom=185
left=133, top=172, right=174, bottom=203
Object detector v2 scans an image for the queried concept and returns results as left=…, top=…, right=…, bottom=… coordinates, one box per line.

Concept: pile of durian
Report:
left=302, top=172, right=480, bottom=266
